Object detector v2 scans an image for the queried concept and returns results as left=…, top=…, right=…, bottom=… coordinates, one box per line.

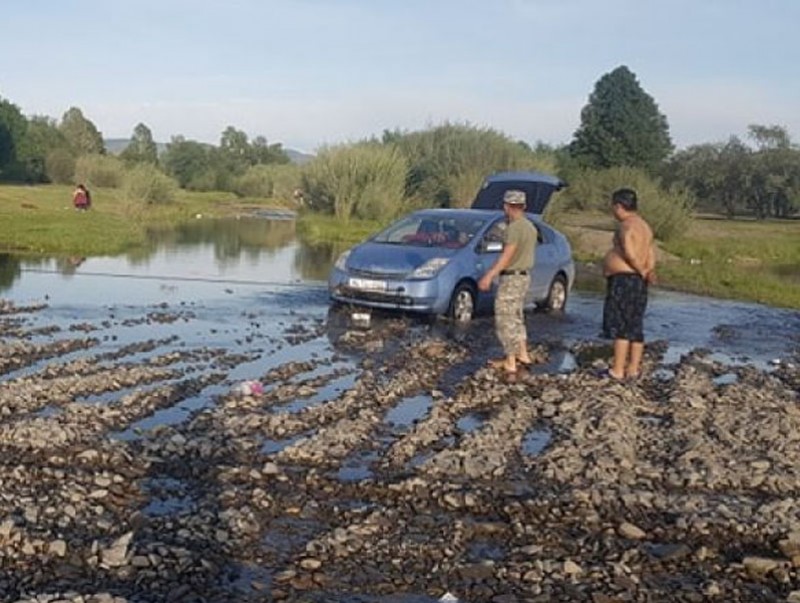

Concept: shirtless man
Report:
left=602, top=188, right=656, bottom=380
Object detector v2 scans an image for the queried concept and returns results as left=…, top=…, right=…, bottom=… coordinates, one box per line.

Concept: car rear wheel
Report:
left=449, top=283, right=476, bottom=322
left=541, top=274, right=568, bottom=312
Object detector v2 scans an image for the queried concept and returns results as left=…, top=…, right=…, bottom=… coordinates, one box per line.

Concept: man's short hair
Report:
left=612, top=188, right=638, bottom=211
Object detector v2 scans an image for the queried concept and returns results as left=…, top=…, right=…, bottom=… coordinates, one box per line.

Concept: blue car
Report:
left=328, top=172, right=575, bottom=322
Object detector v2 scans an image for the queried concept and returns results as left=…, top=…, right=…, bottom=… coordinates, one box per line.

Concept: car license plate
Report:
left=348, top=277, right=387, bottom=292
left=351, top=311, right=371, bottom=327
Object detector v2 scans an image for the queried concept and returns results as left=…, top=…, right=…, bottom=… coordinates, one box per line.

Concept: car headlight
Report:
left=409, top=257, right=449, bottom=279
left=334, top=250, right=351, bottom=271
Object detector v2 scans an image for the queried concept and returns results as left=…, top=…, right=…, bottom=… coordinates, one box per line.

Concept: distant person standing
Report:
left=73, top=184, right=91, bottom=210
left=602, top=187, right=656, bottom=380
left=478, top=190, right=537, bottom=377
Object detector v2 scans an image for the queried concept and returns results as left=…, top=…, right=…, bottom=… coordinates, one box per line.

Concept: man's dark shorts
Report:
left=602, top=273, right=648, bottom=342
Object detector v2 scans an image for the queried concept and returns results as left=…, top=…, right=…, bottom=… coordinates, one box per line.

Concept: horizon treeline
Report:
left=1, top=65, right=799, bottom=224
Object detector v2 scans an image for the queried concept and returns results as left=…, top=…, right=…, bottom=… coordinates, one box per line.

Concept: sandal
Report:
left=595, top=368, right=625, bottom=381
left=488, top=358, right=525, bottom=374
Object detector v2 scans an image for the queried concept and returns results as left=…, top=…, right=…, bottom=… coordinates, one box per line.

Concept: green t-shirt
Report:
left=504, top=217, right=538, bottom=271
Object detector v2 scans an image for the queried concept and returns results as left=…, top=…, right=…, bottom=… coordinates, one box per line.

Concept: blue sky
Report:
left=1, top=0, right=798, bottom=153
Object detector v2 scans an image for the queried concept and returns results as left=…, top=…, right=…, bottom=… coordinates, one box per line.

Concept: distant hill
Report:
left=104, top=138, right=168, bottom=156
left=104, top=139, right=314, bottom=165
left=284, top=148, right=314, bottom=165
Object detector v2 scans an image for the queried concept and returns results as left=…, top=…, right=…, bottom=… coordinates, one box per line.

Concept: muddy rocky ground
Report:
left=0, top=297, right=799, bottom=603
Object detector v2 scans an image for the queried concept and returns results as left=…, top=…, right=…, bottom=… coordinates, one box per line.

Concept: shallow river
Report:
left=2, top=215, right=797, bottom=372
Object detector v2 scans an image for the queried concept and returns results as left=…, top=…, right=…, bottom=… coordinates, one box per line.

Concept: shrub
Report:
left=558, top=166, right=694, bottom=241
left=233, top=163, right=302, bottom=202
left=74, top=154, right=124, bottom=188
left=393, top=122, right=553, bottom=207
left=45, top=149, right=76, bottom=184
left=122, top=164, right=178, bottom=204
left=301, top=143, right=408, bottom=221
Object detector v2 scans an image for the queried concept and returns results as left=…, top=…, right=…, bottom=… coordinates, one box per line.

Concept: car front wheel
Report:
left=542, top=274, right=568, bottom=312
left=448, top=283, right=476, bottom=322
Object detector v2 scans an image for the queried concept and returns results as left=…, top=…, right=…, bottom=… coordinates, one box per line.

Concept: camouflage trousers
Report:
left=494, top=274, right=530, bottom=356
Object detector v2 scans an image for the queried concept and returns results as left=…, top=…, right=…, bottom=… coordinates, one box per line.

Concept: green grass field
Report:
left=0, top=184, right=279, bottom=256
left=558, top=211, right=800, bottom=309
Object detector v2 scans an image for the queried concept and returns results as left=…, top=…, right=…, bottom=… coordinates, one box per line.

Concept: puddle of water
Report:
left=262, top=516, right=327, bottom=558
left=143, top=495, right=195, bottom=517
left=652, top=368, right=676, bottom=381
left=407, top=436, right=456, bottom=469
left=335, top=449, right=379, bottom=482
left=223, top=563, right=273, bottom=598
left=111, top=382, right=227, bottom=441
left=467, top=540, right=506, bottom=562
left=713, top=373, right=738, bottom=386
left=521, top=428, right=552, bottom=456
left=456, top=413, right=484, bottom=434
left=277, top=372, right=358, bottom=414
left=141, top=477, right=195, bottom=517
left=525, top=348, right=578, bottom=376
left=35, top=405, right=62, bottom=418
left=261, top=432, right=307, bottom=455
left=385, top=394, right=433, bottom=432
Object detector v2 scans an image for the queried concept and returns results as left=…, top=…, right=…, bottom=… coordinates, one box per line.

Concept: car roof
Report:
left=411, top=208, right=500, bottom=219
left=410, top=207, right=546, bottom=223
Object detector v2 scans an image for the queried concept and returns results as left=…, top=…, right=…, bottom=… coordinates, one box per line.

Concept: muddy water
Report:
left=1, top=215, right=798, bottom=601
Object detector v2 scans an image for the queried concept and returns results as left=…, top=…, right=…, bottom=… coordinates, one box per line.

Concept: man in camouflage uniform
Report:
left=478, top=189, right=538, bottom=376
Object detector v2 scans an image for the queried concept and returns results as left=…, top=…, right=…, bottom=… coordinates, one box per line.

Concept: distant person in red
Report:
left=73, top=184, right=91, bottom=210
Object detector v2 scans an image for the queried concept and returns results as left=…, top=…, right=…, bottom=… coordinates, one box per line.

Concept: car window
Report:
left=535, top=224, right=548, bottom=244
left=484, top=220, right=506, bottom=243
left=374, top=214, right=488, bottom=248
left=481, top=218, right=545, bottom=248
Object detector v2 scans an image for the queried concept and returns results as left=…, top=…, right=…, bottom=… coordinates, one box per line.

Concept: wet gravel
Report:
left=0, top=294, right=799, bottom=603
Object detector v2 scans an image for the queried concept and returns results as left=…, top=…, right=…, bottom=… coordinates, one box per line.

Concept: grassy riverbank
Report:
left=2, top=184, right=798, bottom=309
left=558, top=211, right=800, bottom=309
left=0, top=184, right=284, bottom=256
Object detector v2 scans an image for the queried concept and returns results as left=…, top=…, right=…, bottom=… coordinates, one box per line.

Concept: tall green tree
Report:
left=0, top=96, right=28, bottom=178
left=746, top=124, right=799, bottom=218
left=18, top=115, right=69, bottom=182
left=161, top=135, right=212, bottom=189
left=569, top=65, right=673, bottom=172
left=59, top=107, right=105, bottom=155
left=120, top=122, right=158, bottom=164
left=251, top=135, right=290, bottom=165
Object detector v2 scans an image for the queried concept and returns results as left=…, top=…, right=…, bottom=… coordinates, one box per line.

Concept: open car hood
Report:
left=470, top=171, right=566, bottom=215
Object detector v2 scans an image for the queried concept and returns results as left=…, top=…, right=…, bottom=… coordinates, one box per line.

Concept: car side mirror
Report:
left=482, top=241, right=503, bottom=253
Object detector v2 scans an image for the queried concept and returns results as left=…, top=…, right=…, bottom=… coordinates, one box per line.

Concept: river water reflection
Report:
left=1, top=216, right=344, bottom=305
left=1, top=215, right=798, bottom=367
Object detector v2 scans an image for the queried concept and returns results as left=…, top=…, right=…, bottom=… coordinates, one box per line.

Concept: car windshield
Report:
left=372, top=214, right=489, bottom=249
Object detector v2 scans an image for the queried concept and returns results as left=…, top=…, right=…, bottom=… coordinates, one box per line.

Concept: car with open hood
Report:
left=328, top=171, right=575, bottom=322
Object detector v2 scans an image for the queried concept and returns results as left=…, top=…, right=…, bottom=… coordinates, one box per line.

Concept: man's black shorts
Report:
left=602, top=273, right=648, bottom=342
